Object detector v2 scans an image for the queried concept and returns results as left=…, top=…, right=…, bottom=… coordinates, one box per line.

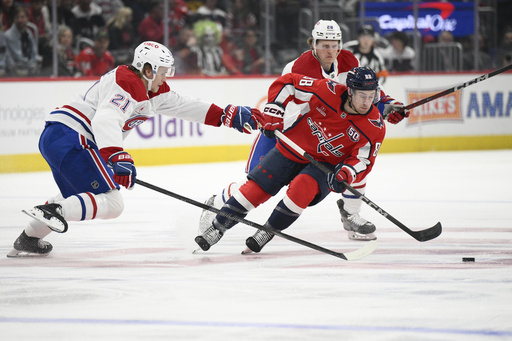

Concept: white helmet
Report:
left=311, top=20, right=342, bottom=47
left=132, top=41, right=175, bottom=78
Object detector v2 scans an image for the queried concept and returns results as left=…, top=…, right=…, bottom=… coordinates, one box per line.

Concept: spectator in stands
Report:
left=344, top=24, right=388, bottom=84
left=193, top=0, right=227, bottom=29
left=28, top=0, right=51, bottom=53
left=220, top=33, right=243, bottom=75
left=240, top=29, right=265, bottom=74
left=124, top=0, right=150, bottom=32
left=106, top=7, right=136, bottom=65
left=173, top=25, right=202, bottom=75
left=137, top=1, right=164, bottom=45
left=226, top=0, right=258, bottom=38
left=93, top=0, right=124, bottom=23
left=57, top=0, right=76, bottom=28
left=382, top=30, right=415, bottom=72
left=497, top=29, right=512, bottom=67
left=168, top=0, right=190, bottom=46
left=190, top=19, right=226, bottom=76
left=40, top=24, right=77, bottom=76
left=0, top=12, right=14, bottom=76
left=71, top=0, right=105, bottom=41
left=1, top=0, right=15, bottom=30
left=4, top=6, right=39, bottom=76
left=74, top=30, right=114, bottom=76
left=461, top=33, right=494, bottom=71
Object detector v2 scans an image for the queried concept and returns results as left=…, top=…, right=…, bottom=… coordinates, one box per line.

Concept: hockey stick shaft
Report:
left=403, top=63, right=512, bottom=111
left=135, top=179, right=376, bottom=260
left=274, top=130, right=442, bottom=242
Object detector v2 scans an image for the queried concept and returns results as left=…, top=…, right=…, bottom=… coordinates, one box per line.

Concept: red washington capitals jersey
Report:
left=270, top=73, right=386, bottom=185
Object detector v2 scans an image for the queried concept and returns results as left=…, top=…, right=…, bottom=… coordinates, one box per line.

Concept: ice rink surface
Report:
left=1, top=149, right=511, bottom=340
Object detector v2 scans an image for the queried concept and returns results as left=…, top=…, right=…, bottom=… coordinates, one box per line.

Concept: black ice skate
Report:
left=22, top=203, right=68, bottom=233
left=337, top=199, right=377, bottom=241
left=245, top=229, right=274, bottom=253
left=195, top=225, right=223, bottom=251
left=7, top=231, right=53, bottom=257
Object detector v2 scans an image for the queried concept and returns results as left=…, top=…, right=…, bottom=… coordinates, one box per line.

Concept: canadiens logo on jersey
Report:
left=123, top=115, right=149, bottom=132
left=307, top=117, right=344, bottom=157
left=369, top=116, right=384, bottom=129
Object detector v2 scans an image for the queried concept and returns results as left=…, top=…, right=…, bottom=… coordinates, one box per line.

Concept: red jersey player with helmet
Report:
left=195, top=67, right=385, bottom=252
left=198, top=20, right=408, bottom=245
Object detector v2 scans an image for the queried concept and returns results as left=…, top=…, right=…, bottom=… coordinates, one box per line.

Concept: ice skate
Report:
left=22, top=203, right=68, bottom=233
left=198, top=195, right=217, bottom=235
left=194, top=225, right=224, bottom=251
left=244, top=229, right=274, bottom=253
left=337, top=199, right=377, bottom=241
left=7, top=231, right=53, bottom=258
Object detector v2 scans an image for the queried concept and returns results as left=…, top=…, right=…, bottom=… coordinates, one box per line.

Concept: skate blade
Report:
left=241, top=247, right=254, bottom=255
left=22, top=208, right=66, bottom=233
left=347, top=231, right=377, bottom=241
left=7, top=248, right=50, bottom=258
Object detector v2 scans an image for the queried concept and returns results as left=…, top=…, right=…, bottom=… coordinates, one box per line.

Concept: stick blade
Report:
left=343, top=240, right=378, bottom=261
left=413, top=222, right=442, bottom=242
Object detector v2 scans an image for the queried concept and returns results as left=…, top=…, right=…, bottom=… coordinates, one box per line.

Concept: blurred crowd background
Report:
left=0, top=0, right=511, bottom=78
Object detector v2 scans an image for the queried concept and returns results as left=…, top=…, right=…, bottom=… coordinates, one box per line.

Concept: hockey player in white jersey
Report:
left=7, top=41, right=264, bottom=257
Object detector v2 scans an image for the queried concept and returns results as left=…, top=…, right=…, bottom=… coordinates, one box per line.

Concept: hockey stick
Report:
left=135, top=179, right=377, bottom=261
left=274, top=130, right=442, bottom=242
left=401, top=63, right=512, bottom=113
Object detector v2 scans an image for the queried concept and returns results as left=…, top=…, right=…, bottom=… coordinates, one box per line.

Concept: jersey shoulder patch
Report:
left=115, top=66, right=148, bottom=102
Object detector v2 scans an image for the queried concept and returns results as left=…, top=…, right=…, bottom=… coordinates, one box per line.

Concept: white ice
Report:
left=1, top=150, right=511, bottom=340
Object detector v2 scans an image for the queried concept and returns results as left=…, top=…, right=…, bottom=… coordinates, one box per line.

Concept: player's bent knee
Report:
left=287, top=174, right=320, bottom=209
left=96, top=189, right=124, bottom=219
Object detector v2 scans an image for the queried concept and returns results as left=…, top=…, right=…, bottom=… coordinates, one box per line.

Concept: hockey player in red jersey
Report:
left=7, top=41, right=264, bottom=257
left=195, top=67, right=385, bottom=253
left=198, top=20, right=408, bottom=243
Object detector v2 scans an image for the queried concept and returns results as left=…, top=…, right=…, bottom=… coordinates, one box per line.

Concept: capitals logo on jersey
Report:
left=369, top=116, right=384, bottom=128
left=307, top=117, right=344, bottom=157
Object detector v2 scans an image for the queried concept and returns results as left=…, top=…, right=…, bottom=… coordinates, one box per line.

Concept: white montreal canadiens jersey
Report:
left=45, top=65, right=217, bottom=150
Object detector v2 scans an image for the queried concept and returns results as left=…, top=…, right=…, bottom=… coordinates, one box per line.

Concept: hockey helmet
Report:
left=132, top=41, right=175, bottom=77
left=311, top=20, right=342, bottom=46
left=346, top=66, right=379, bottom=91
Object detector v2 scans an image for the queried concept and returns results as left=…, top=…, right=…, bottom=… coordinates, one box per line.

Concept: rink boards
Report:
left=1, top=72, right=511, bottom=173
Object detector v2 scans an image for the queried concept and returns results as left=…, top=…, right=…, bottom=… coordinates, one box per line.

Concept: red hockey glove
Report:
left=108, top=151, right=137, bottom=189
left=385, top=101, right=410, bottom=124
left=260, top=102, right=285, bottom=138
left=222, top=105, right=263, bottom=134
left=326, top=164, right=355, bottom=193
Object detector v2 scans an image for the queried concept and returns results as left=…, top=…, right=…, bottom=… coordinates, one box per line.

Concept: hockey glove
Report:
left=108, top=151, right=137, bottom=189
left=378, top=95, right=410, bottom=124
left=221, top=105, right=263, bottom=134
left=326, top=163, right=355, bottom=193
left=260, top=102, right=285, bottom=138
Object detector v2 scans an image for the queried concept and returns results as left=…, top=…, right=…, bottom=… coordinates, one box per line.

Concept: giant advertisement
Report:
left=364, top=1, right=475, bottom=38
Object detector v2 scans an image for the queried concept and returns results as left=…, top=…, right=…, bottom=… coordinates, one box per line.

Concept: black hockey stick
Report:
left=399, top=63, right=512, bottom=115
left=274, top=131, right=442, bottom=242
left=135, top=179, right=377, bottom=260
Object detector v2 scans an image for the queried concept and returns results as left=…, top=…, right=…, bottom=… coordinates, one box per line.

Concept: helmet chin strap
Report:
left=143, top=71, right=155, bottom=91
